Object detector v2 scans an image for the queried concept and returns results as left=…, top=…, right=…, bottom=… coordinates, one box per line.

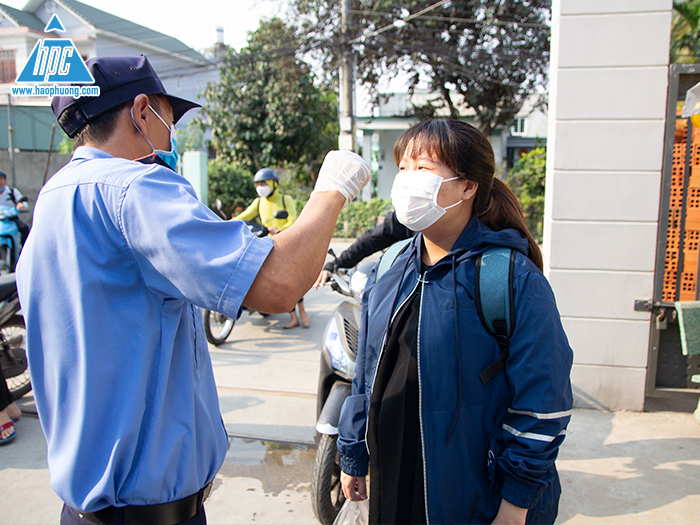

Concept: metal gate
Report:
left=645, top=64, right=700, bottom=398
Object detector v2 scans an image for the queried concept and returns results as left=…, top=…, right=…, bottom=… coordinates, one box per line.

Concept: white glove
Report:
left=312, top=150, right=371, bottom=207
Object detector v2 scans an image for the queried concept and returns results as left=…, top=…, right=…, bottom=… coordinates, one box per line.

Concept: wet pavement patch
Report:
left=218, top=436, right=317, bottom=496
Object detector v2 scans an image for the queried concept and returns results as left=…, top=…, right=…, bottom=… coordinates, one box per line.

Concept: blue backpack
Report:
left=376, top=238, right=515, bottom=384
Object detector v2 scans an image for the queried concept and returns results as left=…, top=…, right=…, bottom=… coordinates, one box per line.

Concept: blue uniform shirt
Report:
left=16, top=147, right=273, bottom=512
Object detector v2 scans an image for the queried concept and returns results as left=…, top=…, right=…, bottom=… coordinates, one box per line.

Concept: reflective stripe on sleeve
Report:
left=507, top=408, right=573, bottom=420
left=502, top=423, right=567, bottom=443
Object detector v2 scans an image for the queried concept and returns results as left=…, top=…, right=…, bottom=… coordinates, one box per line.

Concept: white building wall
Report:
left=92, top=37, right=217, bottom=128
left=546, top=0, right=673, bottom=410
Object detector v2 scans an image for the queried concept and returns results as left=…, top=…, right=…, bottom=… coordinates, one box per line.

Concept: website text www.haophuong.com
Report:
left=11, top=84, right=100, bottom=98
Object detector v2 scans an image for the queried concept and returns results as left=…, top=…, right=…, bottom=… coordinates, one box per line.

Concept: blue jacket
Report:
left=337, top=216, right=573, bottom=524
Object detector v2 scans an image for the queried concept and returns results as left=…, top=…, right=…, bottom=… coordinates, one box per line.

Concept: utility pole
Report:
left=338, top=0, right=355, bottom=151
left=6, top=94, right=15, bottom=187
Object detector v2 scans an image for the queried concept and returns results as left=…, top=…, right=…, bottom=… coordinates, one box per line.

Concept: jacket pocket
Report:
left=487, top=430, right=504, bottom=502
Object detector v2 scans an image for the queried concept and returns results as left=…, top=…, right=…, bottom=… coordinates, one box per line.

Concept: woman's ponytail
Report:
left=478, top=178, right=543, bottom=271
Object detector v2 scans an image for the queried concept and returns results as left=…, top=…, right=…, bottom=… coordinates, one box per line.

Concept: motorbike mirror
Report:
left=328, top=248, right=336, bottom=258
left=273, top=210, right=288, bottom=220
left=18, top=196, right=28, bottom=203
left=215, top=199, right=223, bottom=210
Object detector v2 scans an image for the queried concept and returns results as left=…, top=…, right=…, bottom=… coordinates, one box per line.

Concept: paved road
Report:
left=2, top=240, right=700, bottom=524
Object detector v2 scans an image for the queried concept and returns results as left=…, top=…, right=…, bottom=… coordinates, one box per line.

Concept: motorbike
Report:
left=0, top=273, right=30, bottom=399
left=202, top=200, right=287, bottom=346
left=0, top=197, right=28, bottom=275
left=311, top=251, right=373, bottom=525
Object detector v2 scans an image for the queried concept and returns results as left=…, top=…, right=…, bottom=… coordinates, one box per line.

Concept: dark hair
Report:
left=59, top=95, right=163, bottom=148
left=393, top=119, right=542, bottom=271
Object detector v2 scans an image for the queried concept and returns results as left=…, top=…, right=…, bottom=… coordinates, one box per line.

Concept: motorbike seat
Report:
left=0, top=272, right=17, bottom=301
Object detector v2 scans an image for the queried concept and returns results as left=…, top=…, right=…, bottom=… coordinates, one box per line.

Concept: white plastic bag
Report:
left=681, top=81, right=700, bottom=127
left=332, top=499, right=369, bottom=525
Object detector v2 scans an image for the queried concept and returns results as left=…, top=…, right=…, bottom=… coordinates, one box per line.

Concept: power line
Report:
left=348, top=10, right=549, bottom=29
left=349, top=0, right=451, bottom=44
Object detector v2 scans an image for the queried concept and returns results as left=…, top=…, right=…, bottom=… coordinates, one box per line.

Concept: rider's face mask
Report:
left=131, top=105, right=179, bottom=171
left=256, top=183, right=272, bottom=198
left=391, top=170, right=462, bottom=231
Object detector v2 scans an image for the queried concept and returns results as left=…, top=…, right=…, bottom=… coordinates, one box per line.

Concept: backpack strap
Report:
left=375, top=237, right=412, bottom=283
left=475, top=247, right=516, bottom=384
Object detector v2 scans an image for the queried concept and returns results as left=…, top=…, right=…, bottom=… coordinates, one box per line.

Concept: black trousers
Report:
left=10, top=217, right=29, bottom=245
left=0, top=366, right=13, bottom=412
left=289, top=296, right=304, bottom=313
left=60, top=503, right=207, bottom=525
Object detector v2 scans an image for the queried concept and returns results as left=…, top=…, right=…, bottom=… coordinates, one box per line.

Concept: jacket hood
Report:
left=409, top=215, right=530, bottom=267
left=455, top=215, right=529, bottom=257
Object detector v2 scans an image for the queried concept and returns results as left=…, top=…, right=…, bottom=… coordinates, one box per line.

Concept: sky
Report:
left=1, top=0, right=418, bottom=109
left=3, top=0, right=288, bottom=52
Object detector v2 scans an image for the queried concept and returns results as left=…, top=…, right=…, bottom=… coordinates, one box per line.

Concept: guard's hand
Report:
left=340, top=472, right=368, bottom=501
left=313, top=270, right=332, bottom=289
left=312, top=151, right=371, bottom=208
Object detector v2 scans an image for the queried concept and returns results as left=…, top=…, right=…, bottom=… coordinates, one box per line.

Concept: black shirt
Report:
left=367, top=280, right=427, bottom=525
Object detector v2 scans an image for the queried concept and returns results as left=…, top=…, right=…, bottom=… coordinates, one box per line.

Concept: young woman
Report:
left=337, top=119, right=573, bottom=525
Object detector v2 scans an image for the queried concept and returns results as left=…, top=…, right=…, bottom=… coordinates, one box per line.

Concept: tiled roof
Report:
left=23, top=0, right=208, bottom=64
left=0, top=3, right=45, bottom=32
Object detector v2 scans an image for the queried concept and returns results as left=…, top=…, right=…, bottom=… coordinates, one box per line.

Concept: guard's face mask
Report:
left=131, top=105, right=179, bottom=171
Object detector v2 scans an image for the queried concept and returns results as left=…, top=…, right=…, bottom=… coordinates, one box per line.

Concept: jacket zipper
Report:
left=364, top=277, right=421, bottom=452
left=416, top=271, right=430, bottom=524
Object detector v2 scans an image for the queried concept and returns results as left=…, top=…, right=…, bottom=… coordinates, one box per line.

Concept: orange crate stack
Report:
left=663, top=120, right=687, bottom=301
left=680, top=163, right=700, bottom=300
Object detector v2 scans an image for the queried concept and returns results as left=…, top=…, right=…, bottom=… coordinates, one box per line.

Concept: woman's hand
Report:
left=313, top=269, right=332, bottom=289
left=340, top=471, right=367, bottom=501
left=491, top=499, right=527, bottom=525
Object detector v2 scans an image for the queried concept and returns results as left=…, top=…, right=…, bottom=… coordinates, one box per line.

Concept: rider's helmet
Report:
left=253, top=168, right=279, bottom=183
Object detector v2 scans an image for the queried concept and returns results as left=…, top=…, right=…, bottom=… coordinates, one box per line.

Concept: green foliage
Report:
left=178, top=121, right=204, bottom=154
left=58, top=136, right=74, bottom=154
left=672, top=1, right=700, bottom=63
left=279, top=177, right=312, bottom=216
left=207, top=159, right=257, bottom=218
left=198, top=18, right=339, bottom=186
left=333, top=198, right=392, bottom=238
left=290, top=0, right=551, bottom=135
left=505, top=147, right=546, bottom=243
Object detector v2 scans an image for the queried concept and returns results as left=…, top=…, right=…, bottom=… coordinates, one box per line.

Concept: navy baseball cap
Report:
left=52, top=55, right=201, bottom=138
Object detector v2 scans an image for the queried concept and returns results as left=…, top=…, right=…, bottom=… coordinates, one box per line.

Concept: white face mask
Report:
left=256, top=185, right=272, bottom=198
left=391, top=170, right=462, bottom=231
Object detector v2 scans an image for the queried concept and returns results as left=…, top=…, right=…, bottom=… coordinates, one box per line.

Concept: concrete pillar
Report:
left=361, top=130, right=372, bottom=201
left=546, top=0, right=673, bottom=410
left=182, top=151, right=208, bottom=206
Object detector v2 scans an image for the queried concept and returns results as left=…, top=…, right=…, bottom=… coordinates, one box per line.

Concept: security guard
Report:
left=16, top=55, right=370, bottom=525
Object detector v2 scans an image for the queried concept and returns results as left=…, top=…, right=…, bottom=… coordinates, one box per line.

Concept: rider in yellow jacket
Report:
left=234, top=168, right=309, bottom=328
left=235, top=168, right=297, bottom=235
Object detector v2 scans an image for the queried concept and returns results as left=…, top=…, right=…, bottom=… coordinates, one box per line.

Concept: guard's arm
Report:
left=243, top=151, right=370, bottom=313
